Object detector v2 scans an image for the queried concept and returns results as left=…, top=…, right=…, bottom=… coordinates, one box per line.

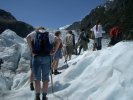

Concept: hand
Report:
left=32, top=53, right=37, bottom=57
left=63, top=44, right=66, bottom=47
left=50, top=50, right=56, bottom=55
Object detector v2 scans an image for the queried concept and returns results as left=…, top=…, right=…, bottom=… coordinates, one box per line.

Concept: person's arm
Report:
left=26, top=35, right=33, bottom=52
left=54, top=38, right=61, bottom=54
left=99, top=25, right=105, bottom=34
left=63, top=36, right=67, bottom=47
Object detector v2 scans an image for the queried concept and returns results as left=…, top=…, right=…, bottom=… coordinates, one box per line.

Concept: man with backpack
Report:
left=63, top=30, right=74, bottom=62
left=26, top=27, right=54, bottom=100
left=77, top=28, right=89, bottom=54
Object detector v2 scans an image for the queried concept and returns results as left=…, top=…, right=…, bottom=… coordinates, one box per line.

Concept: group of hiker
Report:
left=90, top=20, right=123, bottom=50
left=25, top=20, right=123, bottom=100
left=0, top=20, right=123, bottom=100
left=26, top=26, right=91, bottom=100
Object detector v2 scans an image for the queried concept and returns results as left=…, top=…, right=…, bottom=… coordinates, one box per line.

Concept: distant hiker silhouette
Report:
left=26, top=27, right=54, bottom=100
left=91, top=20, right=104, bottom=50
left=108, top=25, right=123, bottom=47
left=52, top=31, right=63, bottom=75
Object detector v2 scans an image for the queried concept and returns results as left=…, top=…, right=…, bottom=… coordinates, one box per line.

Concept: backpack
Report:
left=66, top=34, right=73, bottom=46
left=32, top=31, right=52, bottom=55
left=81, top=32, right=90, bottom=42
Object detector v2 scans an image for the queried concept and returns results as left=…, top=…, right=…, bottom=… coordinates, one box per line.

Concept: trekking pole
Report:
left=50, top=56, right=54, bottom=93
left=50, top=56, right=65, bottom=100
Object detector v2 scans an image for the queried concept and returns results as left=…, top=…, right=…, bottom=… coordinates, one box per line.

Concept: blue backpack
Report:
left=32, top=31, right=52, bottom=55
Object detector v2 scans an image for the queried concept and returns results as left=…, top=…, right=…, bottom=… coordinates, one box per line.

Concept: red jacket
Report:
left=110, top=26, right=120, bottom=37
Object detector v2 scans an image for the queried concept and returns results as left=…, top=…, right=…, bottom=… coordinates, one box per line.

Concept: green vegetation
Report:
left=67, top=0, right=133, bottom=39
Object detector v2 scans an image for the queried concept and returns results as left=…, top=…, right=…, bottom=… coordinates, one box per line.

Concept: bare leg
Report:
left=64, top=55, right=68, bottom=63
left=35, top=80, right=41, bottom=93
left=42, top=81, right=48, bottom=93
left=68, top=54, right=71, bottom=60
left=30, top=69, right=34, bottom=83
left=54, top=59, right=59, bottom=70
left=34, top=80, right=41, bottom=100
left=52, top=59, right=61, bottom=75
left=30, top=69, right=34, bottom=90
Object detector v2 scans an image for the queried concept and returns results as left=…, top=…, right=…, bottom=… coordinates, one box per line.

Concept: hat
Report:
left=35, top=26, right=46, bottom=31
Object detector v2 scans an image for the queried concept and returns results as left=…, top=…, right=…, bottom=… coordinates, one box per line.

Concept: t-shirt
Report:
left=27, top=30, right=55, bottom=44
left=64, top=33, right=73, bottom=46
left=91, top=25, right=105, bottom=38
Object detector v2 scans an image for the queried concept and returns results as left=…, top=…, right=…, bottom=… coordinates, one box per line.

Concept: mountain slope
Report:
left=0, top=9, right=34, bottom=37
left=67, top=0, right=133, bottom=39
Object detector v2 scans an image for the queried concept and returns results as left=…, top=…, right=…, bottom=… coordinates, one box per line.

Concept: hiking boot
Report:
left=34, top=94, right=40, bottom=100
left=64, top=60, right=67, bottom=63
left=54, top=70, right=61, bottom=75
left=42, top=96, right=48, bottom=100
left=34, top=96, right=40, bottom=100
left=42, top=93, right=47, bottom=100
left=51, top=69, right=54, bottom=74
left=30, top=82, right=34, bottom=91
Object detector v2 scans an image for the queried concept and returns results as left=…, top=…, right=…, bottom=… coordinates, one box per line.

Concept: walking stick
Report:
left=50, top=56, right=54, bottom=93
left=50, top=56, right=64, bottom=100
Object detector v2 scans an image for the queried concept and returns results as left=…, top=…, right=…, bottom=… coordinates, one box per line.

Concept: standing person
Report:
left=108, top=25, right=123, bottom=47
left=52, top=31, right=63, bottom=75
left=26, top=27, right=54, bottom=100
left=63, top=30, right=74, bottom=62
left=77, top=29, right=89, bottom=54
left=26, top=34, right=35, bottom=91
left=91, top=20, right=104, bottom=50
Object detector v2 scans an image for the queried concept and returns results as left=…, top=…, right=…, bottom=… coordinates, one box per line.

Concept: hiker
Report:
left=91, top=20, right=104, bottom=50
left=108, top=25, right=123, bottom=47
left=77, top=28, right=89, bottom=54
left=26, top=32, right=35, bottom=91
left=0, top=58, right=3, bottom=70
left=26, top=27, right=54, bottom=100
left=52, top=31, right=63, bottom=75
left=63, top=30, right=74, bottom=62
